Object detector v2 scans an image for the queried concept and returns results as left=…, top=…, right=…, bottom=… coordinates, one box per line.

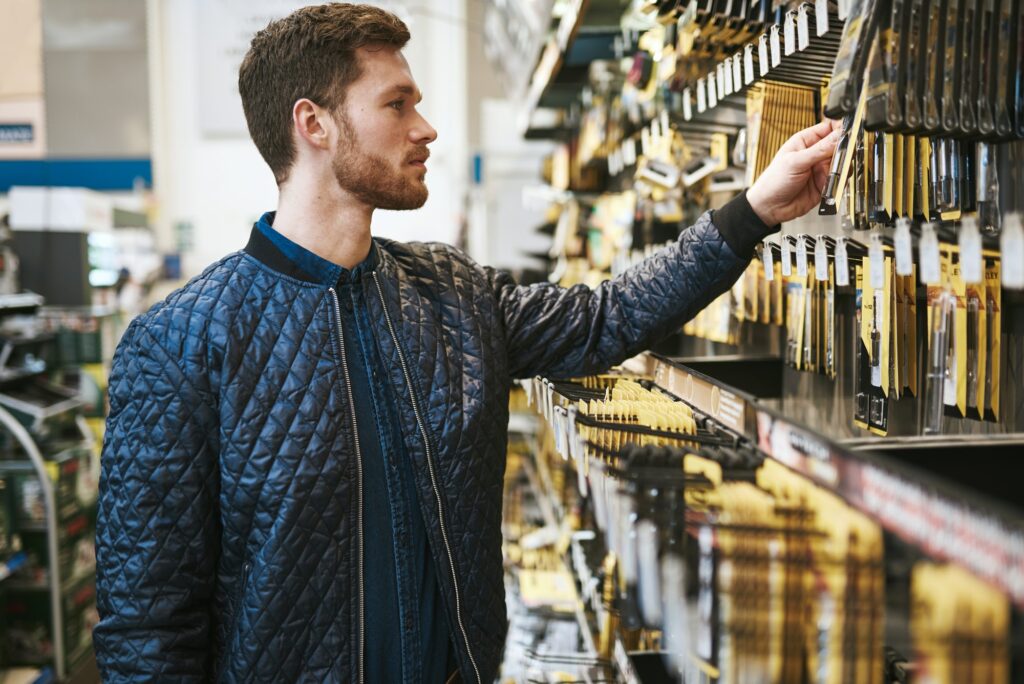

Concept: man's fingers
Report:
left=782, top=119, right=836, bottom=152
left=790, top=129, right=840, bottom=170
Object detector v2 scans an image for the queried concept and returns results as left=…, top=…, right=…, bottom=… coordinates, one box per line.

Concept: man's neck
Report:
left=272, top=174, right=374, bottom=270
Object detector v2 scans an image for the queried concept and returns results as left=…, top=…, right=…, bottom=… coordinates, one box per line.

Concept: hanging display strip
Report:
left=680, top=2, right=844, bottom=122
left=643, top=352, right=1024, bottom=609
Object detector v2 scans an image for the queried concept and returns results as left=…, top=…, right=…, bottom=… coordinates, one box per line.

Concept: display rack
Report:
left=526, top=359, right=1024, bottom=681
left=0, top=407, right=67, bottom=680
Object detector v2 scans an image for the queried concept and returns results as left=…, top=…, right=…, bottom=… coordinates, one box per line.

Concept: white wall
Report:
left=147, top=0, right=468, bottom=278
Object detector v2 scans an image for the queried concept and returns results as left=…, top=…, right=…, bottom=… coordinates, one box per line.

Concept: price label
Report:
left=894, top=218, right=913, bottom=275
left=835, top=237, right=850, bottom=286
left=797, top=5, right=811, bottom=49
left=708, top=74, right=718, bottom=108
left=815, top=235, right=829, bottom=281
left=816, top=0, right=829, bottom=35
left=1001, top=212, right=1024, bottom=289
left=683, top=88, right=693, bottom=120
left=763, top=240, right=775, bottom=281
left=759, top=34, right=770, bottom=75
left=732, top=53, right=742, bottom=89
left=716, top=63, right=726, bottom=98
left=919, top=222, right=941, bottom=285
left=770, top=25, right=782, bottom=66
left=869, top=233, right=885, bottom=288
left=744, top=45, right=755, bottom=83
left=784, top=11, right=797, bottom=55
left=796, top=236, right=809, bottom=276
left=959, top=217, right=983, bottom=284
left=721, top=60, right=732, bottom=95
left=660, top=109, right=670, bottom=139
left=697, top=79, right=707, bottom=112
left=781, top=236, right=793, bottom=276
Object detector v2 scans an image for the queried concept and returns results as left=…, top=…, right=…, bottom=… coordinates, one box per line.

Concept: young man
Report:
left=93, top=4, right=839, bottom=682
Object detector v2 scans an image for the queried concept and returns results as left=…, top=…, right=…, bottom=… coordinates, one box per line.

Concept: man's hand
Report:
left=746, top=119, right=842, bottom=227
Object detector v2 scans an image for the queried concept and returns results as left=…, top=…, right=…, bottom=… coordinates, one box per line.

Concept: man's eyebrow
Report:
left=389, top=84, right=423, bottom=102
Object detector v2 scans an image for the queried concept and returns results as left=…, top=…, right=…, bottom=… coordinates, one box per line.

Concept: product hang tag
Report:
left=696, top=79, right=707, bottom=112
left=716, top=63, right=727, bottom=98
left=707, top=73, right=718, bottom=108
left=763, top=240, right=775, bottom=281
left=623, top=138, right=636, bottom=166
left=919, top=222, right=941, bottom=285
left=640, top=126, right=651, bottom=157
left=720, top=60, right=732, bottom=95
left=784, top=11, right=797, bottom=55
left=835, top=237, right=850, bottom=286
left=660, top=109, right=670, bottom=140
left=797, top=5, right=811, bottom=49
left=770, top=24, right=782, bottom=66
left=959, top=217, right=983, bottom=284
left=869, top=233, right=885, bottom=289
left=815, top=235, right=829, bottom=280
left=1002, top=213, right=1024, bottom=289
left=781, top=236, right=793, bottom=276
left=683, top=88, right=694, bottom=120
left=759, top=34, right=770, bottom=76
left=838, top=0, right=851, bottom=19
left=796, top=235, right=809, bottom=276
left=894, top=218, right=913, bottom=276
left=816, top=0, right=829, bottom=35
left=744, top=45, right=755, bottom=84
left=732, top=53, right=742, bottom=90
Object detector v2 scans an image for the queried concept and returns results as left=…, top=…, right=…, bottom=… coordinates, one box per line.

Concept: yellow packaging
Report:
left=904, top=135, right=916, bottom=218
left=918, top=138, right=931, bottom=219
left=986, top=259, right=1002, bottom=421
left=951, top=257, right=967, bottom=416
left=860, top=257, right=875, bottom=362
left=882, top=256, right=893, bottom=397
left=893, top=133, right=904, bottom=217
left=883, top=133, right=894, bottom=219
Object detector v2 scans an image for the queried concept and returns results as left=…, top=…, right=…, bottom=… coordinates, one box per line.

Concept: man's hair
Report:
left=238, top=3, right=410, bottom=184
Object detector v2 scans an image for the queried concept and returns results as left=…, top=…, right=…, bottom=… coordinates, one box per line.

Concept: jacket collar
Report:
left=245, top=211, right=381, bottom=287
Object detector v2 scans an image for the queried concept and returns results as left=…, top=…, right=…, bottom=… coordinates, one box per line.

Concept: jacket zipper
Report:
left=371, top=271, right=482, bottom=684
left=328, top=288, right=366, bottom=684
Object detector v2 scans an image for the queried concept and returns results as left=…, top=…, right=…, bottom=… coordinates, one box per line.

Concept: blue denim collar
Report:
left=255, top=211, right=378, bottom=287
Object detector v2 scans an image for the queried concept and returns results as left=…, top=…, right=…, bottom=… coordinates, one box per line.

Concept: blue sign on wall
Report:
left=0, top=124, right=34, bottom=144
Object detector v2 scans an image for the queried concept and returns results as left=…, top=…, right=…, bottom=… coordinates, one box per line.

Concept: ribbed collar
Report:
left=251, top=211, right=379, bottom=287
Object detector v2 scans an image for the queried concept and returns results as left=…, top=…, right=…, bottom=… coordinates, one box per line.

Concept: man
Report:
left=93, top=3, right=839, bottom=682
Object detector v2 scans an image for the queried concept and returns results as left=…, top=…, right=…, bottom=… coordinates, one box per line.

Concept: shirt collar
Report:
left=254, top=211, right=378, bottom=287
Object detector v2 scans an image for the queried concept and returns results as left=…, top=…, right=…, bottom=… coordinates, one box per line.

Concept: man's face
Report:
left=330, top=46, right=436, bottom=210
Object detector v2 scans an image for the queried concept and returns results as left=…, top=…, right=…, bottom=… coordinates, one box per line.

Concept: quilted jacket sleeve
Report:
left=494, top=194, right=773, bottom=379
left=93, top=316, right=220, bottom=682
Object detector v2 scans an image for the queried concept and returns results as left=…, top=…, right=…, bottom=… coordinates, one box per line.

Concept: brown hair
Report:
left=238, top=3, right=410, bottom=184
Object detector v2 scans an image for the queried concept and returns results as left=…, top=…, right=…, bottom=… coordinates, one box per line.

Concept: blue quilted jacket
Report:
left=94, top=197, right=767, bottom=683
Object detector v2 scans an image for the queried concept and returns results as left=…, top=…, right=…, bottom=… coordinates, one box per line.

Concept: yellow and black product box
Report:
left=4, top=445, right=97, bottom=528
left=16, top=506, right=95, bottom=588
left=3, top=569, right=98, bottom=668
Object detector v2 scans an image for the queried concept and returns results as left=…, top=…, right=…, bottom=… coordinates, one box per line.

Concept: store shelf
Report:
left=631, top=351, right=1024, bottom=609
left=519, top=0, right=622, bottom=136
left=0, top=551, right=28, bottom=583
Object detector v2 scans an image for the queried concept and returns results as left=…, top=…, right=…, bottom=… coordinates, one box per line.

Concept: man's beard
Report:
left=331, top=113, right=428, bottom=211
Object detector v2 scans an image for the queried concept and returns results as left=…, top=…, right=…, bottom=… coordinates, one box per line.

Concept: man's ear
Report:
left=292, top=98, right=333, bottom=152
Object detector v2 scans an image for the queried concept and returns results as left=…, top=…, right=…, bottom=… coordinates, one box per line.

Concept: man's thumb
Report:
left=792, top=130, right=839, bottom=170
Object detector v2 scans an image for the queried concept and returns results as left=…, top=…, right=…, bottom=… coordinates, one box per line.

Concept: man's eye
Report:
left=389, top=100, right=404, bottom=111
